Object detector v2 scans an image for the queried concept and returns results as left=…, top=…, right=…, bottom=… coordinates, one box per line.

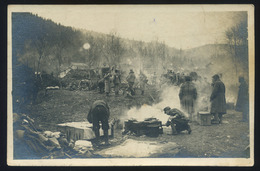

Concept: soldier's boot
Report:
left=103, top=130, right=110, bottom=145
left=187, top=125, right=192, bottom=134
left=212, top=113, right=220, bottom=124
left=171, top=125, right=178, bottom=135
left=189, top=114, right=193, bottom=122
left=219, top=114, right=223, bottom=124
left=94, top=130, right=100, bottom=145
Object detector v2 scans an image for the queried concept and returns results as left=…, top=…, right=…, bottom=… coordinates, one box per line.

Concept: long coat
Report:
left=104, top=74, right=111, bottom=93
left=139, top=74, right=148, bottom=90
left=235, top=81, right=249, bottom=114
left=179, top=81, right=197, bottom=114
left=210, top=80, right=227, bottom=114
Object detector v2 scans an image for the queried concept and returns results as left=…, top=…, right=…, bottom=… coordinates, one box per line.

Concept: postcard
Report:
left=7, top=5, right=254, bottom=166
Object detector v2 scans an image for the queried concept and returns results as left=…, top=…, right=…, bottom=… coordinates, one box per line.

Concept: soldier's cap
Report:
left=130, top=69, right=134, bottom=73
left=239, top=76, right=245, bottom=82
left=212, top=74, right=220, bottom=79
left=163, top=106, right=171, bottom=112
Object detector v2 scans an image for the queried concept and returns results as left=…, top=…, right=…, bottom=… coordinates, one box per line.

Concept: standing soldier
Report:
left=126, top=69, right=136, bottom=96
left=113, top=69, right=121, bottom=96
left=152, top=72, right=157, bottom=86
left=210, top=74, right=227, bottom=124
left=139, top=71, right=148, bottom=95
left=87, top=100, right=110, bottom=145
left=104, top=70, right=111, bottom=96
left=235, top=76, right=249, bottom=122
left=179, top=76, right=197, bottom=121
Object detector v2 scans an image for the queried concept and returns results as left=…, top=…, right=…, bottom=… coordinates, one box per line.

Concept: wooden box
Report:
left=57, top=121, right=113, bottom=141
left=198, top=112, right=212, bottom=126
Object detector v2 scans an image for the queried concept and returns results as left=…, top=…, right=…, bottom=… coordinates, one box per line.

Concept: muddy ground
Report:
left=22, top=86, right=250, bottom=158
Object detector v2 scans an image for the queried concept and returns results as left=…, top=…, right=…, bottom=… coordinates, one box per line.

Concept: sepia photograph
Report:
left=7, top=5, right=254, bottom=166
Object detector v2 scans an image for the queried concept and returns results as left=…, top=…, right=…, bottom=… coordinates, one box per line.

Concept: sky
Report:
left=10, top=5, right=248, bottom=49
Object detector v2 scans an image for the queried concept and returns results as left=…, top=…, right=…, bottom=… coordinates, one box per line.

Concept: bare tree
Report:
left=225, top=19, right=248, bottom=76
left=34, top=34, right=52, bottom=75
left=103, top=31, right=125, bottom=66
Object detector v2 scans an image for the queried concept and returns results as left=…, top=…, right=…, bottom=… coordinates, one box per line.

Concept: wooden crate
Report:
left=57, top=122, right=113, bottom=141
left=198, top=112, right=212, bottom=126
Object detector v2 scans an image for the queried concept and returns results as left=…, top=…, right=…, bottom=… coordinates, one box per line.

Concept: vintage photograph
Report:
left=7, top=5, right=254, bottom=166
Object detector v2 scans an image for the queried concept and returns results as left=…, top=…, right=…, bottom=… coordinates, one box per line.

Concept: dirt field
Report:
left=23, top=87, right=250, bottom=158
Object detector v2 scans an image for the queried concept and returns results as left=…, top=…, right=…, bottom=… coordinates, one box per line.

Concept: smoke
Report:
left=124, top=85, right=188, bottom=124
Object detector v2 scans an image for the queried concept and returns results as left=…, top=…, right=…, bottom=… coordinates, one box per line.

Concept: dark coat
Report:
left=235, top=81, right=249, bottom=114
left=210, top=80, right=227, bottom=114
left=87, top=100, right=110, bottom=123
left=113, top=73, right=121, bottom=84
left=179, top=81, right=197, bottom=114
left=126, top=73, right=136, bottom=83
left=166, top=108, right=190, bottom=132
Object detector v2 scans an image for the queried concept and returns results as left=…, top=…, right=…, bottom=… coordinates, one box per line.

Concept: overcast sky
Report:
left=11, top=5, right=248, bottom=49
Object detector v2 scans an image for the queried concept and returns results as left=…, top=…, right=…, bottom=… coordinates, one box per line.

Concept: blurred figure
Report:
left=152, top=72, right=157, bottom=86
left=163, top=107, right=191, bottom=135
left=179, top=76, right=197, bottom=121
left=113, top=69, right=121, bottom=96
left=139, top=71, right=148, bottom=95
left=210, top=74, right=227, bottom=124
left=104, top=71, right=111, bottom=96
left=87, top=100, right=110, bottom=145
left=189, top=72, right=198, bottom=82
left=235, top=76, right=249, bottom=122
left=126, top=69, right=136, bottom=96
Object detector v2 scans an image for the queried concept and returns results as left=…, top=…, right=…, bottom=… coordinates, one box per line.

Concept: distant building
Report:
left=71, top=62, right=88, bottom=70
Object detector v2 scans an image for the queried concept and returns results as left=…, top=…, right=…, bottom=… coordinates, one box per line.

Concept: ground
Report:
left=21, top=86, right=250, bottom=158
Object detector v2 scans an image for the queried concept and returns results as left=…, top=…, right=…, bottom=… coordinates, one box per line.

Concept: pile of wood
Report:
left=13, top=113, right=95, bottom=159
left=60, top=69, right=99, bottom=91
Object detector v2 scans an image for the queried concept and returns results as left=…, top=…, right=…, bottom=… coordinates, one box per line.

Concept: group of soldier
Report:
left=87, top=71, right=249, bottom=145
left=98, top=67, right=149, bottom=97
left=162, top=69, right=198, bottom=86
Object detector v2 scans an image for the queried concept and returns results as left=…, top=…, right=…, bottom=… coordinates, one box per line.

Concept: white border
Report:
left=7, top=5, right=255, bottom=166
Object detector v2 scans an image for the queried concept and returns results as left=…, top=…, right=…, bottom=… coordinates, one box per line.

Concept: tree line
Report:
left=13, top=12, right=248, bottom=78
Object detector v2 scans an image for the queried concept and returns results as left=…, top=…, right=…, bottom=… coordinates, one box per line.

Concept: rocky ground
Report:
left=19, top=86, right=250, bottom=158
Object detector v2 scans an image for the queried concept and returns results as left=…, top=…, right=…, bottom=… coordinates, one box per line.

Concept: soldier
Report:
left=126, top=69, right=136, bottom=96
left=87, top=100, right=110, bottom=145
left=235, top=76, right=249, bottom=122
left=113, top=69, right=121, bottom=96
left=152, top=72, right=157, bottom=86
left=210, top=74, right=227, bottom=124
left=179, top=76, right=197, bottom=121
left=104, top=70, right=111, bottom=96
left=139, top=71, right=148, bottom=95
left=163, top=107, right=192, bottom=135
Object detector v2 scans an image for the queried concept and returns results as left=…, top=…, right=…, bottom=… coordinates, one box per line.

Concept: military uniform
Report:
left=139, top=73, right=148, bottom=95
left=113, top=71, right=121, bottom=95
left=235, top=77, right=249, bottom=122
left=87, top=100, right=110, bottom=144
left=164, top=107, right=191, bottom=135
left=104, top=73, right=111, bottom=96
left=210, top=75, right=227, bottom=123
left=126, top=70, right=136, bottom=95
left=179, top=77, right=197, bottom=121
